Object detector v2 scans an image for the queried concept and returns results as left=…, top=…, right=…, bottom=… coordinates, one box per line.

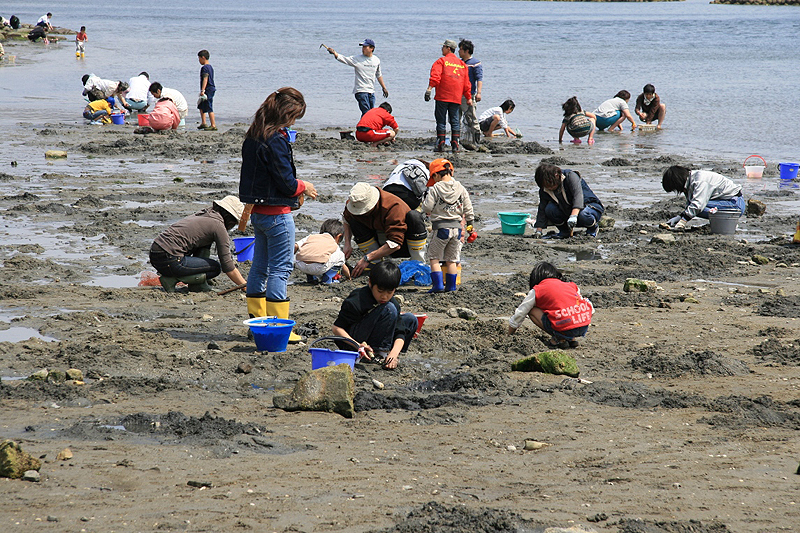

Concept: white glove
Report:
left=526, top=217, right=536, bottom=228
left=567, top=215, right=578, bottom=229
left=674, top=218, right=687, bottom=230
left=667, top=215, right=681, bottom=227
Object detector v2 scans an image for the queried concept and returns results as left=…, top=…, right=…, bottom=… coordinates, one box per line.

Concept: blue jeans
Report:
left=698, top=195, right=745, bottom=219
left=595, top=111, right=621, bottom=131
left=434, top=101, right=461, bottom=136
left=544, top=202, right=603, bottom=231
left=127, top=100, right=148, bottom=111
left=149, top=248, right=221, bottom=279
left=345, top=304, right=418, bottom=353
left=355, top=92, right=375, bottom=116
left=83, top=109, right=108, bottom=121
left=248, top=213, right=295, bottom=300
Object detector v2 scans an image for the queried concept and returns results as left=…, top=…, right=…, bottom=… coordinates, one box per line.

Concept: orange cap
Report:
left=427, top=158, right=453, bottom=186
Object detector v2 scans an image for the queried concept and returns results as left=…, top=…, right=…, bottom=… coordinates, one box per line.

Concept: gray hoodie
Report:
left=683, top=170, right=741, bottom=220
left=421, top=178, right=474, bottom=230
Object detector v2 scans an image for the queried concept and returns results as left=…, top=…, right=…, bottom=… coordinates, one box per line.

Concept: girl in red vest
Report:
left=508, top=262, right=593, bottom=348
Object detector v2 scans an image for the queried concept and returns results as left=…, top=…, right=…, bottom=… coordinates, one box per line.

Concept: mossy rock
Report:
left=623, top=278, right=657, bottom=292
left=0, top=440, right=42, bottom=479
left=511, top=350, right=579, bottom=377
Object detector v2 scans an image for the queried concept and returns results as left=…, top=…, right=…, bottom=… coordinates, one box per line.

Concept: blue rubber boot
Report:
left=444, top=273, right=458, bottom=292
left=321, top=268, right=338, bottom=284
left=428, top=271, right=444, bottom=293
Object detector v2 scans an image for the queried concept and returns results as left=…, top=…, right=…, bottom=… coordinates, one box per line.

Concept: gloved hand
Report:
left=567, top=215, right=578, bottom=229
left=424, top=90, right=431, bottom=102
left=673, top=218, right=687, bottom=230
left=667, top=215, right=682, bottom=227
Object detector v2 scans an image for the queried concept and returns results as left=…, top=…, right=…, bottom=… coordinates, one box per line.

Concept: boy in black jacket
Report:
left=332, top=261, right=417, bottom=370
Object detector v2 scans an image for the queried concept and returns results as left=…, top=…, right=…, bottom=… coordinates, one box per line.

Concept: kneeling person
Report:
left=332, top=261, right=417, bottom=370
left=295, top=218, right=350, bottom=284
left=149, top=196, right=247, bottom=292
left=355, top=102, right=398, bottom=146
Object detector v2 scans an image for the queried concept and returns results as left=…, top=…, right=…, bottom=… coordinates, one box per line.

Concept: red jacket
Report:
left=429, top=53, right=471, bottom=104
left=534, top=278, right=593, bottom=331
left=357, top=107, right=398, bottom=131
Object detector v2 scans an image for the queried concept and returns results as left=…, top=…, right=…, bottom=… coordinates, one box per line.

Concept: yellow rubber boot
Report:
left=246, top=295, right=266, bottom=319
left=406, top=238, right=427, bottom=263
left=265, top=299, right=303, bottom=344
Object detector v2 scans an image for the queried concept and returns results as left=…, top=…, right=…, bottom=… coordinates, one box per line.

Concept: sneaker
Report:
left=89, top=120, right=102, bottom=125
left=586, top=224, right=599, bottom=237
left=205, top=126, right=217, bottom=131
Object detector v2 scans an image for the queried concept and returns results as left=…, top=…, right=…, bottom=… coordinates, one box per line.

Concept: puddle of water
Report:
left=123, top=220, right=161, bottom=227
left=569, top=250, right=604, bottom=262
left=99, top=425, right=127, bottom=431
left=83, top=275, right=141, bottom=289
left=0, top=311, right=25, bottom=323
left=1, top=376, right=27, bottom=381
left=691, top=278, right=777, bottom=289
left=0, top=327, right=57, bottom=343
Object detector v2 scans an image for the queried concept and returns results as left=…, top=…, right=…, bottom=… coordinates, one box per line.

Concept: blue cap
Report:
left=359, top=39, right=375, bottom=48
left=106, top=97, right=115, bottom=106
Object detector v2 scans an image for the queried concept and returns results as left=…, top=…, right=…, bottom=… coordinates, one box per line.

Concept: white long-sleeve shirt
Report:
left=336, top=53, right=382, bottom=94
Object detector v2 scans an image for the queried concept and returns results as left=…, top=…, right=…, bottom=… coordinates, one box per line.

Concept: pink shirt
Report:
left=149, top=99, right=180, bottom=130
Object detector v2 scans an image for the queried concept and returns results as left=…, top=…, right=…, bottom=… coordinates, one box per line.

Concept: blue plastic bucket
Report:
left=244, top=317, right=295, bottom=352
left=309, top=336, right=360, bottom=370
left=498, top=212, right=530, bottom=235
left=778, top=162, right=799, bottom=181
left=110, top=113, right=125, bottom=125
left=233, top=237, right=255, bottom=262
left=288, top=130, right=297, bottom=143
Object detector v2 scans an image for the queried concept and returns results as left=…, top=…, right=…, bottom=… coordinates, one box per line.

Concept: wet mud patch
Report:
left=630, top=348, right=751, bottom=378
left=602, top=157, right=633, bottom=166
left=369, top=501, right=544, bottom=533
left=0, top=379, right=86, bottom=402
left=482, top=140, right=553, bottom=155
left=2, top=255, right=83, bottom=282
left=586, top=290, right=670, bottom=309
left=575, top=381, right=704, bottom=409
left=700, top=395, right=800, bottom=430
left=757, top=295, right=800, bottom=318
left=617, top=517, right=731, bottom=533
left=751, top=338, right=800, bottom=365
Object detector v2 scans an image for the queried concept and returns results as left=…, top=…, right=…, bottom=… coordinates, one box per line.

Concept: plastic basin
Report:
left=498, top=212, right=529, bottom=235
left=233, top=237, right=255, bottom=262
left=709, top=209, right=740, bottom=235
left=244, top=317, right=295, bottom=352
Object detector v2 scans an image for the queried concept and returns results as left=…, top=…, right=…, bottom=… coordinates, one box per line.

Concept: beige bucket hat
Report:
left=346, top=183, right=380, bottom=216
left=213, top=195, right=244, bottom=222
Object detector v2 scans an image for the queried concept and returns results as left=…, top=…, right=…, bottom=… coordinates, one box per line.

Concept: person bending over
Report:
left=593, top=90, right=637, bottom=132
left=662, top=165, right=744, bottom=230
left=531, top=163, right=604, bottom=239
left=332, top=261, right=417, bottom=370
left=355, top=102, right=399, bottom=146
left=635, top=84, right=666, bottom=128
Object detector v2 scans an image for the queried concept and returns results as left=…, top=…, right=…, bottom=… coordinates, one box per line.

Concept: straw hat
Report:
left=346, top=183, right=379, bottom=215
left=213, top=195, right=244, bottom=222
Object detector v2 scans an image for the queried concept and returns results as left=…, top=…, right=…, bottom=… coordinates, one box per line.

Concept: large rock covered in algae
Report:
left=0, top=440, right=42, bottom=479
left=511, top=350, right=579, bottom=377
left=273, top=364, right=355, bottom=418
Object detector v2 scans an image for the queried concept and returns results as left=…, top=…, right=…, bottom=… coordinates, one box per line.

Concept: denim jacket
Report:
left=239, top=130, right=300, bottom=208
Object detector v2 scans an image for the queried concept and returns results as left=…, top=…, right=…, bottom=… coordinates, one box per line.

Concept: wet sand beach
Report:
left=1, top=122, right=800, bottom=533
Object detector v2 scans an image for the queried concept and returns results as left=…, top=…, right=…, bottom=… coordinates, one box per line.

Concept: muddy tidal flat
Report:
left=1, top=123, right=799, bottom=533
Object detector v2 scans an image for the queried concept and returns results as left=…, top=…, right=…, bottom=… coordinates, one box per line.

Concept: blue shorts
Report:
left=595, top=111, right=621, bottom=131
left=541, top=314, right=589, bottom=341
left=199, top=90, right=214, bottom=113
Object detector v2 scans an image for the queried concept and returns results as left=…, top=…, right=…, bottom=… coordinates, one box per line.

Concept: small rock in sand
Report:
left=65, top=369, right=83, bottom=381
left=598, top=215, right=615, bottom=229
left=29, top=369, right=48, bottom=381
left=447, top=307, right=478, bottom=320
left=236, top=362, right=253, bottom=374
left=56, top=448, right=73, bottom=461
left=746, top=198, right=766, bottom=217
left=752, top=254, right=770, bottom=265
left=650, top=234, right=676, bottom=244
left=623, top=278, right=658, bottom=293
left=524, top=440, right=550, bottom=451
left=371, top=379, right=384, bottom=390
left=22, top=470, right=41, bottom=482
left=45, top=150, right=67, bottom=159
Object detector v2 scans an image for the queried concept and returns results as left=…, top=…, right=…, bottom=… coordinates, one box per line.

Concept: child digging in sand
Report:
left=420, top=158, right=475, bottom=293
left=332, top=261, right=417, bottom=370
left=559, top=96, right=596, bottom=145
left=508, top=261, right=593, bottom=349
left=294, top=218, right=350, bottom=284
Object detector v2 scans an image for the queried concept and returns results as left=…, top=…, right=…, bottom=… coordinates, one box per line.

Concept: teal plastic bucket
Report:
left=110, top=113, right=125, bottom=125
left=233, top=237, right=255, bottom=261
left=778, top=162, right=799, bottom=181
left=309, top=336, right=360, bottom=370
left=498, top=212, right=530, bottom=235
left=244, top=317, right=295, bottom=352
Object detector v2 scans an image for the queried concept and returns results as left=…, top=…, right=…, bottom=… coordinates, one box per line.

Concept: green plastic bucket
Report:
left=498, top=212, right=530, bottom=235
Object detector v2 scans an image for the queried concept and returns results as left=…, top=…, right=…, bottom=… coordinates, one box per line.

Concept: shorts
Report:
left=566, top=115, right=594, bottom=138
left=479, top=116, right=495, bottom=133
left=355, top=128, right=393, bottom=143
left=541, top=314, right=589, bottom=341
left=427, top=227, right=462, bottom=263
left=198, top=90, right=214, bottom=113
left=595, top=111, right=621, bottom=130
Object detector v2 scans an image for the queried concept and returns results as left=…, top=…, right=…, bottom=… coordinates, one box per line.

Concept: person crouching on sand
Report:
left=531, top=163, right=604, bottom=239
left=559, top=96, right=596, bottom=145
left=508, top=261, right=593, bottom=349
left=355, top=102, right=399, bottom=146
left=662, top=165, right=744, bottom=230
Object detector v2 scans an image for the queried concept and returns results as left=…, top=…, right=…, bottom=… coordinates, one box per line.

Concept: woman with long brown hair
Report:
left=239, top=87, right=318, bottom=342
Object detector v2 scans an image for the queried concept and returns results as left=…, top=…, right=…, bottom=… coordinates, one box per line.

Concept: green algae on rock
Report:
left=511, top=350, right=579, bottom=377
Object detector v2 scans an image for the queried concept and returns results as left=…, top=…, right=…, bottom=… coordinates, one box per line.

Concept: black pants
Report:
left=382, top=184, right=421, bottom=210
left=349, top=210, right=427, bottom=259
